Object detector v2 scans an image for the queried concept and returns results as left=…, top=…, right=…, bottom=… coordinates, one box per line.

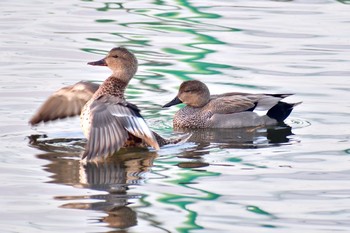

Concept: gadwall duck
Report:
left=30, top=47, right=182, bottom=161
left=163, top=80, right=301, bottom=129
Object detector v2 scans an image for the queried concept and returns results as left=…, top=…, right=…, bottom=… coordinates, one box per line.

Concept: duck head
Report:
left=88, top=47, right=138, bottom=80
left=163, top=80, right=211, bottom=108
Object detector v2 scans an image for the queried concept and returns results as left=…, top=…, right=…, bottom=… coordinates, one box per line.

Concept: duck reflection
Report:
left=29, top=123, right=294, bottom=229
left=36, top=148, right=157, bottom=229
left=175, top=123, right=293, bottom=168
left=179, top=123, right=293, bottom=150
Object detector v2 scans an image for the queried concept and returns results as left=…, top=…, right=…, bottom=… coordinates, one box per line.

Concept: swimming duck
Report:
left=163, top=80, right=301, bottom=129
left=30, top=47, right=179, bottom=161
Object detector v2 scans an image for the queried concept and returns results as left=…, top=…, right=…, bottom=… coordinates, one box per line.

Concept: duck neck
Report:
left=95, top=75, right=130, bottom=99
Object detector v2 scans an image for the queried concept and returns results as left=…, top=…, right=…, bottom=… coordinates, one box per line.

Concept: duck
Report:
left=163, top=80, right=301, bottom=129
left=30, top=47, right=183, bottom=161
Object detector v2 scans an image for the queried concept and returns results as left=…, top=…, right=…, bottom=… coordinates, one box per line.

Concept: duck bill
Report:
left=163, top=96, right=182, bottom=108
left=87, top=58, right=107, bottom=66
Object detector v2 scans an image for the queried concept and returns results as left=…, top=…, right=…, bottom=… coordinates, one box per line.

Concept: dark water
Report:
left=1, top=0, right=350, bottom=232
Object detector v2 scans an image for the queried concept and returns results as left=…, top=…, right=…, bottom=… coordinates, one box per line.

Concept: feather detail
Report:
left=29, top=81, right=99, bottom=125
left=81, top=95, right=159, bottom=161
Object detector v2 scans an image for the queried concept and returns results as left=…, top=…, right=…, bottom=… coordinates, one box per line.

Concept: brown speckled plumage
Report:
left=93, top=78, right=127, bottom=99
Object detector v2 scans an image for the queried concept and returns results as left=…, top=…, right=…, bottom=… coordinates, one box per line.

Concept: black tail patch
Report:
left=267, top=102, right=298, bottom=122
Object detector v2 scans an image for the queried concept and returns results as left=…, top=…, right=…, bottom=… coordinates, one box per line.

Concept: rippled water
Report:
left=1, top=0, right=350, bottom=232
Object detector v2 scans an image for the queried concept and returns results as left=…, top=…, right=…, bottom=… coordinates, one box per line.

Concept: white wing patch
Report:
left=119, top=115, right=156, bottom=142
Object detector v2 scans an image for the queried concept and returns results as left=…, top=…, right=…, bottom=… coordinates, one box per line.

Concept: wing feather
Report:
left=82, top=95, right=159, bottom=161
left=208, top=93, right=291, bottom=115
left=207, top=95, right=256, bottom=114
left=29, top=81, right=99, bottom=125
left=107, top=102, right=160, bottom=150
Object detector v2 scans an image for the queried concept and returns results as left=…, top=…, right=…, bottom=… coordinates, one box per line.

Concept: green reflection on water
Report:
left=227, top=157, right=242, bottom=163
left=246, top=205, right=274, bottom=217
left=337, top=0, right=350, bottom=4
left=157, top=168, right=220, bottom=233
left=95, top=19, right=115, bottom=23
left=227, top=157, right=268, bottom=169
left=86, top=0, right=238, bottom=82
left=174, top=0, right=221, bottom=20
left=96, top=2, right=123, bottom=12
left=149, top=0, right=240, bottom=81
left=150, top=27, right=232, bottom=81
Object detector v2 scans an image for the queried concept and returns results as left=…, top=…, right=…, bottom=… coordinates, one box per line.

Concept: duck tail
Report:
left=267, top=101, right=302, bottom=122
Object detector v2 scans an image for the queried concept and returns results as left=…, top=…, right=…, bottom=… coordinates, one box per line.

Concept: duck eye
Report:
left=113, top=55, right=119, bottom=58
left=184, top=89, right=191, bottom=93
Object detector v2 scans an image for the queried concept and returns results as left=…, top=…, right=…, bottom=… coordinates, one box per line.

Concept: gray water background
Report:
left=1, top=0, right=350, bottom=232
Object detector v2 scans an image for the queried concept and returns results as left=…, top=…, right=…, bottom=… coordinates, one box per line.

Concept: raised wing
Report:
left=82, top=95, right=159, bottom=161
left=29, top=81, right=99, bottom=125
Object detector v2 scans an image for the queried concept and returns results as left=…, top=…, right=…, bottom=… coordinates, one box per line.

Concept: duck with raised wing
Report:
left=30, top=47, right=184, bottom=161
left=163, top=80, right=301, bottom=129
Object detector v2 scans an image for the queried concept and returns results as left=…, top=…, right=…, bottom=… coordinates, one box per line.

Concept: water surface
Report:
left=1, top=0, right=350, bottom=232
